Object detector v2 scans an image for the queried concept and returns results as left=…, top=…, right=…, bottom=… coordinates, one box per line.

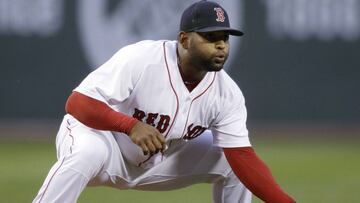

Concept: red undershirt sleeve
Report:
left=65, top=91, right=138, bottom=135
left=223, top=147, right=295, bottom=203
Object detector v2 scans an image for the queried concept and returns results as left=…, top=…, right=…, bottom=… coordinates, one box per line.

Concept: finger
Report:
left=140, top=143, right=149, bottom=156
left=155, top=132, right=166, bottom=144
left=146, top=140, right=156, bottom=154
left=152, top=137, right=164, bottom=151
left=154, top=132, right=167, bottom=152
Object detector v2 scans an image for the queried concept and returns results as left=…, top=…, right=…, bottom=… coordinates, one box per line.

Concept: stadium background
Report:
left=0, top=0, right=359, bottom=202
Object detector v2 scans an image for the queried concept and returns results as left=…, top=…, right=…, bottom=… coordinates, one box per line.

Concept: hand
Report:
left=128, top=121, right=166, bottom=156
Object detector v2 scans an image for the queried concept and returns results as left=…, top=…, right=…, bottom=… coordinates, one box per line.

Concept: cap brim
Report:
left=195, top=26, right=244, bottom=36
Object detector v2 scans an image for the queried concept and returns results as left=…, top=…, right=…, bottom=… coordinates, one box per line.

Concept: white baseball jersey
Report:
left=74, top=40, right=251, bottom=167
left=33, top=40, right=253, bottom=202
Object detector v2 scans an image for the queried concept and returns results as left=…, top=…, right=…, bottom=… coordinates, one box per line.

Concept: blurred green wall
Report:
left=1, top=0, right=359, bottom=122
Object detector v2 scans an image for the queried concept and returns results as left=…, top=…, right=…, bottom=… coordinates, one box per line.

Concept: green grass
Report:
left=0, top=136, right=359, bottom=203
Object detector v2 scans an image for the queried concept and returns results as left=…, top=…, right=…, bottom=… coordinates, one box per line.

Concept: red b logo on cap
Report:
left=214, top=7, right=225, bottom=22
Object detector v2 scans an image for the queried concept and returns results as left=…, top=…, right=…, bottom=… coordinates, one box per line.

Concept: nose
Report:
left=215, top=40, right=226, bottom=50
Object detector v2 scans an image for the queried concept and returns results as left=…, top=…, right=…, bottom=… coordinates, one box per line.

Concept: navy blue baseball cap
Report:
left=180, top=0, right=244, bottom=36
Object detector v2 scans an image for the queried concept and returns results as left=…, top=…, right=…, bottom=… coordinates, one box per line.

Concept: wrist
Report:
left=125, top=118, right=139, bottom=135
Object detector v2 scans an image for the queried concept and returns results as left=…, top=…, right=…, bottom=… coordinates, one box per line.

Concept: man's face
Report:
left=187, top=31, right=230, bottom=72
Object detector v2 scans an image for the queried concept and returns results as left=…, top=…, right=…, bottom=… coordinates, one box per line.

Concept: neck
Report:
left=176, top=45, right=206, bottom=83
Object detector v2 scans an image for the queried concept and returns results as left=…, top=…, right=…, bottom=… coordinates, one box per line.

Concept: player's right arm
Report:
left=66, top=41, right=166, bottom=155
left=65, top=90, right=166, bottom=156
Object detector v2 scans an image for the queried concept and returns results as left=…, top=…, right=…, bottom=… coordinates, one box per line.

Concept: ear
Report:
left=178, top=31, right=189, bottom=49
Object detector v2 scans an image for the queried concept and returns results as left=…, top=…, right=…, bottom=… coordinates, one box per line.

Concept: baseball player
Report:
left=33, top=1, right=295, bottom=203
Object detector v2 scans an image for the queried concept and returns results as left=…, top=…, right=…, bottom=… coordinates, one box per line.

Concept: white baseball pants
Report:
left=33, top=115, right=251, bottom=203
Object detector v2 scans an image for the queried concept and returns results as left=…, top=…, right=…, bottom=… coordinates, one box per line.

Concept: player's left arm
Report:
left=214, top=76, right=295, bottom=202
left=223, top=147, right=296, bottom=203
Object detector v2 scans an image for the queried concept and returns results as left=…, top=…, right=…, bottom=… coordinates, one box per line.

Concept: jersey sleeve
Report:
left=74, top=43, right=145, bottom=105
left=211, top=82, right=251, bottom=148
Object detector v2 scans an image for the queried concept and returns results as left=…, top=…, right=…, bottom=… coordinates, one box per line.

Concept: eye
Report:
left=199, top=32, right=229, bottom=42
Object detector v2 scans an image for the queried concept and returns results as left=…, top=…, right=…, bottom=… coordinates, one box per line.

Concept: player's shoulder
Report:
left=120, top=40, right=175, bottom=52
left=113, top=40, right=176, bottom=60
left=131, top=40, right=177, bottom=56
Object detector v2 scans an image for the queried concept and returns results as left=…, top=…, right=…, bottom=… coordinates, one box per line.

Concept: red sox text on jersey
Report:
left=133, top=108, right=206, bottom=140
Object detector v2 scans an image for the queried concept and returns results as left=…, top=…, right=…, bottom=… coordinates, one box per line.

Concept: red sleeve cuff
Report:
left=65, top=91, right=138, bottom=134
left=224, top=147, right=295, bottom=203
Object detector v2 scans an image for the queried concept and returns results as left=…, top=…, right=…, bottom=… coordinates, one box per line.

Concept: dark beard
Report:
left=196, top=54, right=227, bottom=72
left=188, top=43, right=229, bottom=72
